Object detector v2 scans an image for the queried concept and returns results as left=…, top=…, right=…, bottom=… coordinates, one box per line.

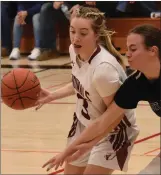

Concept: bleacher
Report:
left=20, top=17, right=160, bottom=55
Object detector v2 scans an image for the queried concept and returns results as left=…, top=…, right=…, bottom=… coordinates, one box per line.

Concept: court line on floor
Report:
left=1, top=132, right=160, bottom=154
left=33, top=69, right=49, bottom=74
left=44, top=83, right=150, bottom=106
left=143, top=147, right=160, bottom=155
left=43, top=151, right=161, bottom=175
left=1, top=64, right=72, bottom=69
left=49, top=132, right=161, bottom=174
left=0, top=100, right=152, bottom=106
left=49, top=169, right=64, bottom=175
left=1, top=78, right=150, bottom=107
left=1, top=68, right=48, bottom=77
left=134, top=132, right=161, bottom=144
left=1, top=149, right=61, bottom=154
left=2, top=64, right=71, bottom=76
left=49, top=102, right=75, bottom=105
left=0, top=81, right=70, bottom=104
left=1, top=148, right=157, bottom=158
left=39, top=72, right=71, bottom=80
left=48, top=102, right=150, bottom=106
left=46, top=81, right=70, bottom=90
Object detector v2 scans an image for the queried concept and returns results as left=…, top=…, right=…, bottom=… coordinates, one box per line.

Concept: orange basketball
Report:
left=1, top=68, right=41, bottom=110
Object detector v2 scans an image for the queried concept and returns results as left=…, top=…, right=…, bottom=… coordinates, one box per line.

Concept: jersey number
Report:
left=77, top=93, right=90, bottom=120
left=68, top=113, right=78, bottom=138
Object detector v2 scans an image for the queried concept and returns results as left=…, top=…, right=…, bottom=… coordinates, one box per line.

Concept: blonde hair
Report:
left=74, top=6, right=126, bottom=68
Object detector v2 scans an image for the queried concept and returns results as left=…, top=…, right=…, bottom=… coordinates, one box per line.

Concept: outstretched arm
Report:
left=64, top=101, right=125, bottom=158
left=42, top=101, right=126, bottom=171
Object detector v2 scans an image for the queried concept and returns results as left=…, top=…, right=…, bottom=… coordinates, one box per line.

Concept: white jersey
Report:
left=70, top=44, right=136, bottom=128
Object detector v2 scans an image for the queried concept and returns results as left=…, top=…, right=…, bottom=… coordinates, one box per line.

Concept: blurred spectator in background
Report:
left=85, top=1, right=158, bottom=18
left=83, top=1, right=118, bottom=17
left=1, top=2, right=17, bottom=58
left=116, top=1, right=158, bottom=17
left=96, top=1, right=119, bottom=17
left=9, top=2, right=43, bottom=60
left=37, top=1, right=85, bottom=61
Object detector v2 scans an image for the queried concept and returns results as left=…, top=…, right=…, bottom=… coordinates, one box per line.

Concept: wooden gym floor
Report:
left=1, top=56, right=160, bottom=174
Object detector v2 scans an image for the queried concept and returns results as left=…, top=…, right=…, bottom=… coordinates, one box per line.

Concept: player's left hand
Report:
left=42, top=152, right=66, bottom=171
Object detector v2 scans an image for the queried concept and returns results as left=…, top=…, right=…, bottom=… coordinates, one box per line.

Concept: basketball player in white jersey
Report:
left=41, top=24, right=161, bottom=174
left=36, top=6, right=139, bottom=174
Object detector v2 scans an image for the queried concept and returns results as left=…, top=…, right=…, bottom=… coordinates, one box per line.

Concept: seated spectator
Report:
left=1, top=2, right=17, bottom=58
left=96, top=1, right=119, bottom=17
left=151, top=12, right=161, bottom=18
left=37, top=1, right=84, bottom=61
left=82, top=1, right=119, bottom=17
left=116, top=1, right=158, bottom=17
left=9, top=2, right=43, bottom=60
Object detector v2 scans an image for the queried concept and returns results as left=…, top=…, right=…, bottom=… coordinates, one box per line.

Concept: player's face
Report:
left=70, top=17, right=98, bottom=57
left=126, top=33, right=151, bottom=71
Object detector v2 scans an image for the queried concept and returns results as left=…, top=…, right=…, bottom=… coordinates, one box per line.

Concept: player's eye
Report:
left=81, top=33, right=87, bottom=36
left=130, top=47, right=137, bottom=52
left=70, top=31, right=75, bottom=34
left=131, top=49, right=136, bottom=52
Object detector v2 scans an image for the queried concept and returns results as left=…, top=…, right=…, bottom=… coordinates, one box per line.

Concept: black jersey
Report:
left=114, top=70, right=161, bottom=117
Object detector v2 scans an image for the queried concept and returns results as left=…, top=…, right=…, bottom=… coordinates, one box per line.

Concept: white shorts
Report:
left=67, top=113, right=139, bottom=172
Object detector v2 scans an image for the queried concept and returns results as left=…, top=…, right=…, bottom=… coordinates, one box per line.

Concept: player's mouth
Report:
left=128, top=60, right=133, bottom=65
left=128, top=58, right=133, bottom=62
left=73, top=44, right=82, bottom=48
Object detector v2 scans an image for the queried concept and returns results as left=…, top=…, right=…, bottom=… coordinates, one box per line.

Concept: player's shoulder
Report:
left=98, top=45, right=115, bottom=59
left=92, top=45, right=118, bottom=65
left=93, top=62, right=118, bottom=78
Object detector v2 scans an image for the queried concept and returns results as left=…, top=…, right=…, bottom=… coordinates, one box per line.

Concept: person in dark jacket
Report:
left=116, top=1, right=158, bottom=17
left=37, top=1, right=85, bottom=61
left=1, top=2, right=17, bottom=57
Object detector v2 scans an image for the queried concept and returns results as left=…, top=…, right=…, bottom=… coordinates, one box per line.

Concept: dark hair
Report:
left=73, top=6, right=126, bottom=68
left=129, top=24, right=161, bottom=60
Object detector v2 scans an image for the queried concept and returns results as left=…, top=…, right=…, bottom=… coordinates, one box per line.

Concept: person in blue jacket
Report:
left=9, top=2, right=43, bottom=60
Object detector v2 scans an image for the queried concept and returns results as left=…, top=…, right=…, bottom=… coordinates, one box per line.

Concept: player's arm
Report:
left=42, top=98, right=125, bottom=171
left=46, top=82, right=75, bottom=101
left=36, top=45, right=77, bottom=110
left=36, top=82, right=75, bottom=110
left=62, top=63, right=127, bottom=157
left=42, top=63, right=133, bottom=171
left=64, top=73, right=138, bottom=161
left=62, top=101, right=125, bottom=161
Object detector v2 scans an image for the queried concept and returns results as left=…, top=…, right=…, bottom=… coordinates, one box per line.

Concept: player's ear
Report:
left=149, top=46, right=158, bottom=57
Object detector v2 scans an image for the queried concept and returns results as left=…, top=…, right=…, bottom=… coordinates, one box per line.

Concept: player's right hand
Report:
left=35, top=89, right=52, bottom=110
left=66, top=141, right=94, bottom=163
